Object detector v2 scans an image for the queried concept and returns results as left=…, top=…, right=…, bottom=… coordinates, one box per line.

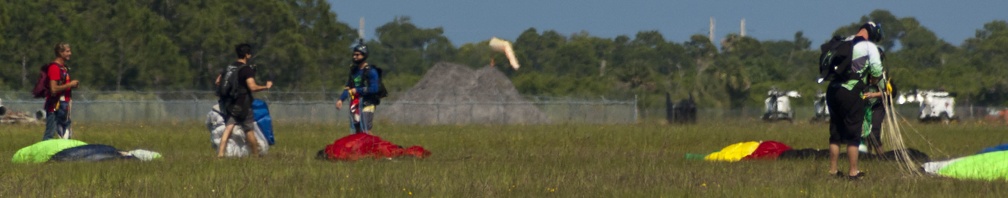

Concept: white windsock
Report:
left=489, top=37, right=520, bottom=70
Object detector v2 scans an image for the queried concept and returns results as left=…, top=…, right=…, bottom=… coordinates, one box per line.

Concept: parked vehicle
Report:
left=0, top=98, right=6, bottom=116
left=762, top=88, right=800, bottom=123
left=810, top=91, right=829, bottom=123
left=898, top=90, right=957, bottom=124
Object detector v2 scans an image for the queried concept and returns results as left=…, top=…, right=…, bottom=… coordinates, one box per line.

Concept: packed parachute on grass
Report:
left=316, top=133, right=430, bottom=161
left=687, top=140, right=930, bottom=162
left=206, top=100, right=274, bottom=157
left=11, top=139, right=161, bottom=163
left=921, top=143, right=1008, bottom=181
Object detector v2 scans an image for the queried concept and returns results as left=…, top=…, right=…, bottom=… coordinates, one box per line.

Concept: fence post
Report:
left=603, top=99, right=608, bottom=122
left=499, top=93, right=505, bottom=124
left=468, top=99, right=474, bottom=123
left=193, top=94, right=199, bottom=123
left=568, top=98, right=574, bottom=123
left=634, top=95, right=639, bottom=123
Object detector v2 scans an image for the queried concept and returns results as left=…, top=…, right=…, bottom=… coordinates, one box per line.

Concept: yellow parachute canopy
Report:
left=704, top=141, right=761, bottom=162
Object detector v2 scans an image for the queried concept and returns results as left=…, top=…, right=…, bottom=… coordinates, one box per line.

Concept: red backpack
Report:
left=31, top=64, right=55, bottom=98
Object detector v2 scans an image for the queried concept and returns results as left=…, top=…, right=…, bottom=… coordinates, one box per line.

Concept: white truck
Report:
left=762, top=89, right=800, bottom=122
left=898, top=90, right=957, bottom=124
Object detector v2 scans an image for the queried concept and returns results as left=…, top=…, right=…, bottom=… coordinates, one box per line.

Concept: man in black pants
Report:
left=827, top=22, right=884, bottom=180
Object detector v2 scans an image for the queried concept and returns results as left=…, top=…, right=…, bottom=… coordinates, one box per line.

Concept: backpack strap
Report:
left=361, top=64, right=377, bottom=92
left=368, top=64, right=382, bottom=77
left=345, top=64, right=357, bottom=88
left=233, top=64, right=253, bottom=93
left=46, top=63, right=69, bottom=85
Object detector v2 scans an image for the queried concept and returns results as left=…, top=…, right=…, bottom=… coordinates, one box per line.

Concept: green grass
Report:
left=1, top=120, right=1006, bottom=197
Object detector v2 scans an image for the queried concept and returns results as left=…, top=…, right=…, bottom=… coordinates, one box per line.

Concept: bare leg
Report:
left=828, top=143, right=840, bottom=173
left=847, top=144, right=860, bottom=176
left=244, top=126, right=260, bottom=157
left=217, top=123, right=236, bottom=157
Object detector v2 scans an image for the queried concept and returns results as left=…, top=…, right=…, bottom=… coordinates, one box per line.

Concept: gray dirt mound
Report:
left=380, top=62, right=548, bottom=124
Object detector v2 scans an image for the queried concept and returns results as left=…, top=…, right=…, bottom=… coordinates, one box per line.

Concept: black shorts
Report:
left=826, top=83, right=865, bottom=145
left=225, top=106, right=255, bottom=130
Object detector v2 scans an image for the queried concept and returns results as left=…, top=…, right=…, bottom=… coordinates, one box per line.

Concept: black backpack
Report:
left=217, top=63, right=251, bottom=112
left=369, top=65, right=388, bottom=99
left=348, top=64, right=388, bottom=104
left=817, top=36, right=866, bottom=83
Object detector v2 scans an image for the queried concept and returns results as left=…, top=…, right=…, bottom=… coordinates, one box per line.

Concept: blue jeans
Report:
left=43, top=101, right=71, bottom=140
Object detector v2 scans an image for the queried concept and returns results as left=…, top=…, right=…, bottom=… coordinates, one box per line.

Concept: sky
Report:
left=327, top=0, right=1007, bottom=48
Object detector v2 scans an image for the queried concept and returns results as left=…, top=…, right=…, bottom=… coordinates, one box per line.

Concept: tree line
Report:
left=2, top=2, right=1007, bottom=109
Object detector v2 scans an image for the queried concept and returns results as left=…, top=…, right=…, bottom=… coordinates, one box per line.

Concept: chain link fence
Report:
left=4, top=90, right=1001, bottom=124
left=639, top=104, right=1001, bottom=124
left=0, top=91, right=638, bottom=124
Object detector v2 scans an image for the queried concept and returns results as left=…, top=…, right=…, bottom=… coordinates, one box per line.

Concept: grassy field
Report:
left=1, top=120, right=1006, bottom=197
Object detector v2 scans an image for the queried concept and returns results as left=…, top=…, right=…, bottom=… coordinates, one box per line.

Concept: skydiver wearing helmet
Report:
left=336, top=39, right=384, bottom=134
left=861, top=23, right=894, bottom=156
left=826, top=21, right=884, bottom=180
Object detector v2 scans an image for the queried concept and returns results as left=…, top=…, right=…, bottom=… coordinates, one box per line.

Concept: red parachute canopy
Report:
left=742, top=141, right=792, bottom=160
left=322, top=133, right=430, bottom=161
left=703, top=140, right=793, bottom=162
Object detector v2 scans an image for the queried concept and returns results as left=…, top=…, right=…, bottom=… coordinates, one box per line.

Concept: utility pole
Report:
left=599, top=60, right=607, bottom=77
left=359, top=17, right=365, bottom=39
left=740, top=18, right=746, bottom=37
left=709, top=17, right=716, bottom=43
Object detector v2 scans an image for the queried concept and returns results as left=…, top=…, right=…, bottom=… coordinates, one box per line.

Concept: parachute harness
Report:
left=347, top=88, right=370, bottom=134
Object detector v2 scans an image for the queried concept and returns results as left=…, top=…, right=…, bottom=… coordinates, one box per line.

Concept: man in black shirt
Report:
left=216, top=43, right=273, bottom=157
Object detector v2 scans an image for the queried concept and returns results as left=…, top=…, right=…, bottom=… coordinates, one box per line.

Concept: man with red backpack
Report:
left=41, top=42, right=80, bottom=140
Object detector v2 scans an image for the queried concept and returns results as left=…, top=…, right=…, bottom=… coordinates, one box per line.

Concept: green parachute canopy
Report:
left=11, top=139, right=88, bottom=164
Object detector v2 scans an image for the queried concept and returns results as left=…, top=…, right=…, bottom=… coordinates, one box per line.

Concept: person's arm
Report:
left=335, top=71, right=353, bottom=110
left=336, top=87, right=351, bottom=110
left=863, top=92, right=883, bottom=98
left=867, top=44, right=884, bottom=78
left=46, top=66, right=77, bottom=94
left=862, top=44, right=885, bottom=99
left=245, top=77, right=272, bottom=92
left=338, top=72, right=352, bottom=102
left=339, top=89, right=349, bottom=101
left=238, top=67, right=271, bottom=92
left=48, top=80, right=77, bottom=94
left=339, top=77, right=351, bottom=101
